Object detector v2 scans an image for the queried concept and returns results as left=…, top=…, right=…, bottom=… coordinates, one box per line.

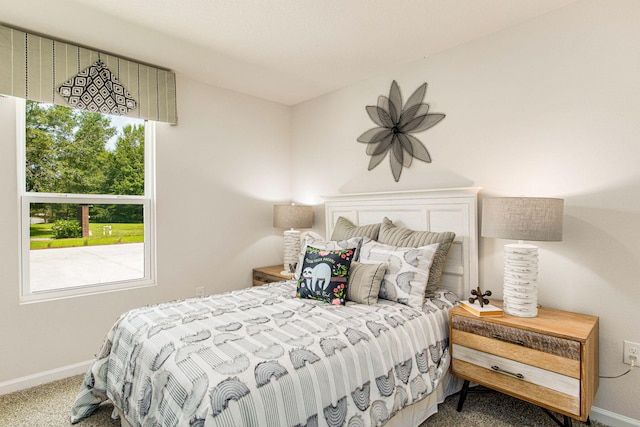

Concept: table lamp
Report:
left=273, top=204, right=314, bottom=276
left=481, top=197, right=563, bottom=317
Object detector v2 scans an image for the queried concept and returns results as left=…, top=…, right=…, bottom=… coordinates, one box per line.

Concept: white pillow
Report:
left=359, top=241, right=439, bottom=308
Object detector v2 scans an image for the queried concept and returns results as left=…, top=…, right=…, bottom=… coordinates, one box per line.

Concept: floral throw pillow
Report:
left=294, top=236, right=367, bottom=280
left=296, top=246, right=354, bottom=306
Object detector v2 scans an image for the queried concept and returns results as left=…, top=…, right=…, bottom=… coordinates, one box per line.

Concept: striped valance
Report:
left=0, top=24, right=177, bottom=124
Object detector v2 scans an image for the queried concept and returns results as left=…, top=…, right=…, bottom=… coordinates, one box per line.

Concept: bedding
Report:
left=71, top=281, right=458, bottom=426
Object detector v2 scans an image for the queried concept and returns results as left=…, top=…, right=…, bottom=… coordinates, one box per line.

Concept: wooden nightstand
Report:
left=450, top=302, right=599, bottom=425
left=252, top=265, right=293, bottom=286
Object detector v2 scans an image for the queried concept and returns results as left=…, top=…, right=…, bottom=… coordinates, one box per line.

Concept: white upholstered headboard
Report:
left=323, top=187, right=480, bottom=299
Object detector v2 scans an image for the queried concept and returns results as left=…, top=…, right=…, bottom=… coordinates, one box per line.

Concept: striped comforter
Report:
left=71, top=281, right=457, bottom=426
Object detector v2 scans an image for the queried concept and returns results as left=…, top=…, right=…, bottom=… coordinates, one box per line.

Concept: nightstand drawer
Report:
left=451, top=329, right=580, bottom=378
left=452, top=359, right=581, bottom=416
left=452, top=344, right=580, bottom=396
left=452, top=314, right=580, bottom=360
left=252, top=265, right=291, bottom=286
left=253, top=270, right=278, bottom=286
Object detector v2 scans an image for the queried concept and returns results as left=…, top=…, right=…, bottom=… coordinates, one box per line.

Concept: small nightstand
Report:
left=450, top=302, right=599, bottom=425
left=252, top=265, right=293, bottom=286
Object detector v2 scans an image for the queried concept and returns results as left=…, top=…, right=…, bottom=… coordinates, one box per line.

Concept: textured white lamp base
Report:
left=503, top=243, right=539, bottom=317
left=282, top=229, right=301, bottom=276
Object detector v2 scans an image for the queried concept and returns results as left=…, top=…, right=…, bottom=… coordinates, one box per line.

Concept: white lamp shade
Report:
left=481, top=197, right=563, bottom=242
left=273, top=205, right=313, bottom=229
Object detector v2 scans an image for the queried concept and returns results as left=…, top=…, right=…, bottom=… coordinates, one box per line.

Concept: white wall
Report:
left=291, top=0, right=640, bottom=421
left=0, top=75, right=291, bottom=385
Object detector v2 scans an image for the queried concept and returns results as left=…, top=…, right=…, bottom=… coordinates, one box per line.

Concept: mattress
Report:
left=71, top=281, right=459, bottom=426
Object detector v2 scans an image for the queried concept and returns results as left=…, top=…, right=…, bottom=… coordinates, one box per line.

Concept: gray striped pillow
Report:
left=330, top=217, right=381, bottom=241
left=378, top=217, right=455, bottom=296
left=346, top=262, right=387, bottom=305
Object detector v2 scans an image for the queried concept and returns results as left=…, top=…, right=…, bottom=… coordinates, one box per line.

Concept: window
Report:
left=17, top=98, right=156, bottom=302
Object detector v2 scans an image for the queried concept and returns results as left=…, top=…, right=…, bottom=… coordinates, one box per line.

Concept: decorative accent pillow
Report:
left=330, top=217, right=381, bottom=241
left=294, top=236, right=365, bottom=280
left=359, top=241, right=439, bottom=308
left=296, top=247, right=354, bottom=305
left=347, top=262, right=388, bottom=305
left=378, top=217, right=455, bottom=297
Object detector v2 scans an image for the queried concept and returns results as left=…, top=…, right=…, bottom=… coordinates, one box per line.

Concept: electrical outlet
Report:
left=623, top=340, right=640, bottom=365
left=196, top=286, right=205, bottom=297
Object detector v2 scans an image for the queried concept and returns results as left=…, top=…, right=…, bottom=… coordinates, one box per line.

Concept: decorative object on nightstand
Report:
left=450, top=303, right=599, bottom=426
left=481, top=197, right=563, bottom=317
left=273, top=204, right=313, bottom=276
left=469, top=286, right=492, bottom=307
left=460, top=286, right=503, bottom=317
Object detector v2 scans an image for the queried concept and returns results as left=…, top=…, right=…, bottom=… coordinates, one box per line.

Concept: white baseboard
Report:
left=591, top=406, right=640, bottom=427
left=0, top=360, right=92, bottom=396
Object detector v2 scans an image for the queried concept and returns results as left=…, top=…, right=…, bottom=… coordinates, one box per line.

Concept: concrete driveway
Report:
left=29, top=243, right=145, bottom=292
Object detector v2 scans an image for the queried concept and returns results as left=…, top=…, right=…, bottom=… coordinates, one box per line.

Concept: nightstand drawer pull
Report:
left=491, top=365, right=524, bottom=379
left=492, top=334, right=525, bottom=346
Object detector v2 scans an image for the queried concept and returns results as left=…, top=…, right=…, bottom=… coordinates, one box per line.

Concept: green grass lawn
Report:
left=30, top=223, right=144, bottom=249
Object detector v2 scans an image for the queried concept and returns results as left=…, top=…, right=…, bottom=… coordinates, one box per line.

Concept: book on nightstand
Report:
left=459, top=300, right=504, bottom=317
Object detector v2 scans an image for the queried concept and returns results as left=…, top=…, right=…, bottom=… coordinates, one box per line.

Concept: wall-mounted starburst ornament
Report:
left=357, top=80, right=445, bottom=182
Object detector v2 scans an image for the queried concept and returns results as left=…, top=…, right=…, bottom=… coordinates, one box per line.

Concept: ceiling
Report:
left=2, top=0, right=579, bottom=105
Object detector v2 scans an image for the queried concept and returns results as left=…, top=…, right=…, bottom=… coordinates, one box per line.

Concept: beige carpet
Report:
left=0, top=375, right=607, bottom=427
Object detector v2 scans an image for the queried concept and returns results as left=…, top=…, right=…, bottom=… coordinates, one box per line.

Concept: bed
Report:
left=71, top=187, right=480, bottom=426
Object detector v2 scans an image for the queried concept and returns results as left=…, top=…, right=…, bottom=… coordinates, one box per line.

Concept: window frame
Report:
left=16, top=98, right=157, bottom=303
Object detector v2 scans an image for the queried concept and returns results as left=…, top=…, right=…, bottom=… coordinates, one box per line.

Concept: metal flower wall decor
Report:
left=357, top=80, right=445, bottom=182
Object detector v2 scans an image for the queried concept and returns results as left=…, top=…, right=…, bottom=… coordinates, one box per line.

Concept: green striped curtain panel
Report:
left=0, top=24, right=177, bottom=124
